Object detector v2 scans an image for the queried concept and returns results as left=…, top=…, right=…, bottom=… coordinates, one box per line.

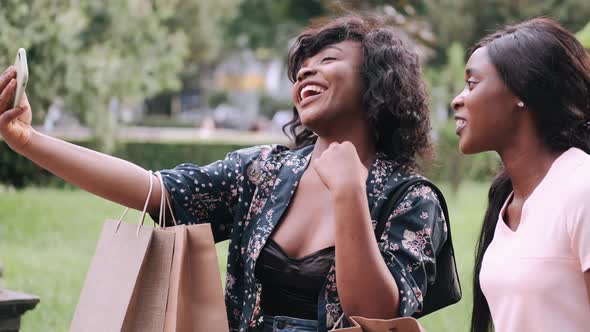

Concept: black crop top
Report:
left=255, top=238, right=335, bottom=320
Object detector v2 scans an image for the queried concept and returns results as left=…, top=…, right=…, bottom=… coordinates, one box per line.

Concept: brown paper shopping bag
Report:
left=70, top=171, right=175, bottom=332
left=69, top=219, right=153, bottom=332
left=163, top=224, right=229, bottom=332
left=122, top=228, right=175, bottom=332
left=71, top=171, right=230, bottom=332
left=154, top=172, right=230, bottom=332
left=70, top=172, right=174, bottom=332
left=331, top=315, right=426, bottom=332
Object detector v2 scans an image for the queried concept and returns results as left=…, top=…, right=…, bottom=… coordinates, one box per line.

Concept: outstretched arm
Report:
left=0, top=66, right=163, bottom=214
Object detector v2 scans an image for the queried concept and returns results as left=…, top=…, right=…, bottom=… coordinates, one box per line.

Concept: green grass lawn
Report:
left=0, top=182, right=488, bottom=332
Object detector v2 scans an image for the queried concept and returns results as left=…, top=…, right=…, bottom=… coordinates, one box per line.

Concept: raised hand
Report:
left=0, top=66, right=34, bottom=153
left=312, top=141, right=368, bottom=195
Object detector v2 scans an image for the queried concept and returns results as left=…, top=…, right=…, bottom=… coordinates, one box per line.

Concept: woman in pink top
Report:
left=451, top=18, right=590, bottom=332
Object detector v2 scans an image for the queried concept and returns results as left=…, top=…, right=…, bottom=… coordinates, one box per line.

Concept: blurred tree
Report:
left=0, top=0, right=189, bottom=151
left=426, top=42, right=465, bottom=121
left=424, top=0, right=590, bottom=64
left=0, top=0, right=242, bottom=152
left=577, top=21, right=590, bottom=48
left=224, top=0, right=435, bottom=59
left=425, top=42, right=465, bottom=193
left=157, top=0, right=243, bottom=84
left=324, top=1, right=435, bottom=59
left=224, top=0, right=326, bottom=56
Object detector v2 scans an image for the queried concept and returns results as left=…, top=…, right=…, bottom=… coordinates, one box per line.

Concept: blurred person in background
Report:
left=1, top=14, right=454, bottom=331
left=451, top=17, right=590, bottom=332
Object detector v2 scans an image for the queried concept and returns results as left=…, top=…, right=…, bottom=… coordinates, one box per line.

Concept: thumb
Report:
left=0, top=106, right=27, bottom=126
left=311, top=158, right=321, bottom=172
left=311, top=159, right=328, bottom=185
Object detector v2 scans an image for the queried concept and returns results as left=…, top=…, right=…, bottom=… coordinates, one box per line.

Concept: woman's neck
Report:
left=312, top=127, right=375, bottom=169
left=499, top=140, right=561, bottom=203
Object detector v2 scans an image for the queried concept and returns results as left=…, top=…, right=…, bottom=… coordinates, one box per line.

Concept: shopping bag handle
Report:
left=155, top=171, right=178, bottom=228
left=114, top=170, right=179, bottom=235
left=331, top=313, right=346, bottom=330
left=115, top=170, right=155, bottom=235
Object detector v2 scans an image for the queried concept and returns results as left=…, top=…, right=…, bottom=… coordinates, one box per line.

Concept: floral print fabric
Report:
left=158, top=144, right=447, bottom=332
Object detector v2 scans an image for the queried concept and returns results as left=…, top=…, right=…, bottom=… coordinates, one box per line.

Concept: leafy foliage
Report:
left=223, top=0, right=434, bottom=57
left=577, top=21, right=590, bottom=48
left=0, top=0, right=242, bottom=151
left=224, top=0, right=326, bottom=55
left=424, top=0, right=590, bottom=63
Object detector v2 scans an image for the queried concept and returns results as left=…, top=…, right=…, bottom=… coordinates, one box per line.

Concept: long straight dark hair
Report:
left=470, top=18, right=590, bottom=332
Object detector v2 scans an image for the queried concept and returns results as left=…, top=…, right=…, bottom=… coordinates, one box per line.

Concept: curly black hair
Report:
left=284, top=14, right=433, bottom=170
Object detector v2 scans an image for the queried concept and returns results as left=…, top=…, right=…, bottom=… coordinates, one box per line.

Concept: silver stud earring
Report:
left=517, top=101, right=524, bottom=108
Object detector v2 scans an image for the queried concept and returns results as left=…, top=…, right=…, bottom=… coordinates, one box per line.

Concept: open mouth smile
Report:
left=455, top=117, right=467, bottom=135
left=298, top=83, right=327, bottom=108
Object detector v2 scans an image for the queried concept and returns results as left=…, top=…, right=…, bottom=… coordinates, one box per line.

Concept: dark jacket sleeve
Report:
left=377, top=183, right=448, bottom=316
left=156, top=146, right=267, bottom=242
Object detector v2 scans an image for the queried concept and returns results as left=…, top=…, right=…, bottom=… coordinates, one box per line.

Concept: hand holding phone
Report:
left=13, top=48, right=28, bottom=108
left=0, top=49, right=32, bottom=153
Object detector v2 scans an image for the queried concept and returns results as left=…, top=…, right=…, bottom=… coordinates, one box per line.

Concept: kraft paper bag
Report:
left=153, top=171, right=229, bottom=332
left=122, top=228, right=175, bottom=332
left=71, top=171, right=230, bottom=332
left=163, top=224, right=229, bottom=332
left=71, top=171, right=173, bottom=332
left=69, top=219, right=155, bottom=332
left=332, top=315, right=426, bottom=332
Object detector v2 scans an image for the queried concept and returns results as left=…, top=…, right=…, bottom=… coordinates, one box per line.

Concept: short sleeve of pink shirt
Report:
left=566, top=160, right=590, bottom=272
left=480, top=147, right=590, bottom=332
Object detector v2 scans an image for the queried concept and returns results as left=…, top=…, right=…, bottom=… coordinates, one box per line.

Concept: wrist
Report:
left=331, top=182, right=366, bottom=201
left=14, top=128, right=39, bottom=156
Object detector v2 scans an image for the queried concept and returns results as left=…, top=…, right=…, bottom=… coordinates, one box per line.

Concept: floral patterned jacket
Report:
left=159, top=144, right=448, bottom=332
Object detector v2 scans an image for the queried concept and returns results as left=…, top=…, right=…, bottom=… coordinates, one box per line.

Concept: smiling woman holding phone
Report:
left=0, top=14, right=458, bottom=332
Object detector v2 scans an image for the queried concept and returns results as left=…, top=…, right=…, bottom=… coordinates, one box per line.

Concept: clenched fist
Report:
left=312, top=141, right=369, bottom=195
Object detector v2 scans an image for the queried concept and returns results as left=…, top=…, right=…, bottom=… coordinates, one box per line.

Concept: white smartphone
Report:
left=13, top=48, right=29, bottom=108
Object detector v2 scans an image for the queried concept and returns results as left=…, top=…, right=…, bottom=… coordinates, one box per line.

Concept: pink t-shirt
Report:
left=480, top=147, right=590, bottom=332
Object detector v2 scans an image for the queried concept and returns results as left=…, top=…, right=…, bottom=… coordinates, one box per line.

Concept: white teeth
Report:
left=300, top=84, right=326, bottom=100
left=456, top=119, right=466, bottom=129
